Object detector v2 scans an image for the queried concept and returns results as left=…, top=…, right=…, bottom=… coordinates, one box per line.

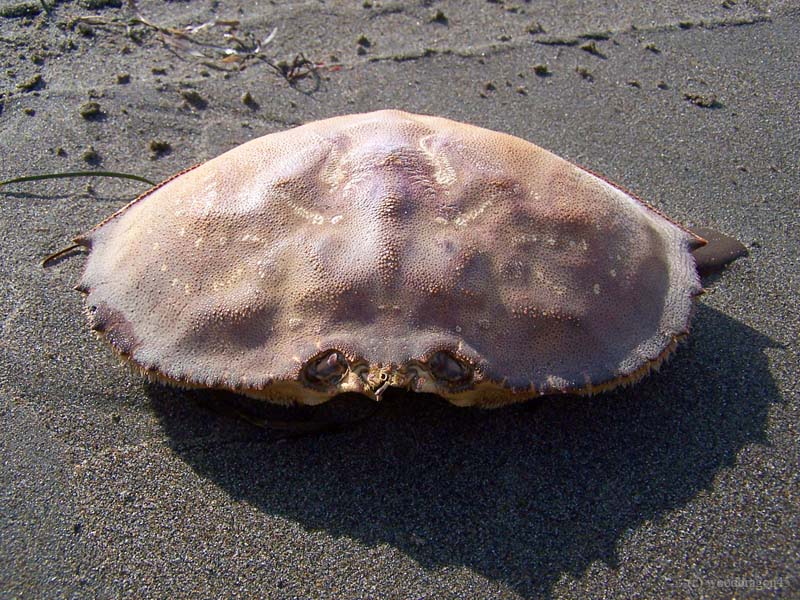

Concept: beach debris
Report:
left=356, top=34, right=371, bottom=55
left=179, top=89, right=207, bottom=110
left=240, top=91, right=258, bottom=109
left=16, top=73, right=43, bottom=91
left=0, top=2, right=42, bottom=19
left=580, top=31, right=611, bottom=41
left=42, top=111, right=744, bottom=407
left=79, top=101, right=103, bottom=120
left=683, top=91, right=722, bottom=109
left=65, top=6, right=318, bottom=89
left=430, top=10, right=448, bottom=25
left=79, top=0, right=121, bottom=8
left=81, top=145, right=100, bottom=165
left=269, top=54, right=318, bottom=90
left=148, top=140, right=171, bottom=159
left=579, top=41, right=606, bottom=58
left=526, top=21, right=545, bottom=35
left=533, top=64, right=550, bottom=77
left=575, top=66, right=594, bottom=81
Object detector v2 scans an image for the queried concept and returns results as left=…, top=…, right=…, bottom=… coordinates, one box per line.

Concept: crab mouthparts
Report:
left=364, top=366, right=415, bottom=401
left=374, top=380, right=391, bottom=401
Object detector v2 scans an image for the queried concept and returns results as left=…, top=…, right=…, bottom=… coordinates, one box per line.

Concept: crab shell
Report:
left=74, top=110, right=704, bottom=408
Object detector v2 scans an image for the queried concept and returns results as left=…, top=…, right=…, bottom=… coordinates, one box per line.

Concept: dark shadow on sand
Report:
left=148, top=304, right=780, bottom=598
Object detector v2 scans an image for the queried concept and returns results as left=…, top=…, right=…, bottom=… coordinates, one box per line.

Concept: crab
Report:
left=63, top=110, right=742, bottom=408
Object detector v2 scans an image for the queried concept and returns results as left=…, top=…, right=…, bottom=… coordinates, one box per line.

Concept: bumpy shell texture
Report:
left=76, top=110, right=704, bottom=407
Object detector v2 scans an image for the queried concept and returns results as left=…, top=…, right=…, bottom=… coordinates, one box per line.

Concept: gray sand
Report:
left=1, top=1, right=798, bottom=598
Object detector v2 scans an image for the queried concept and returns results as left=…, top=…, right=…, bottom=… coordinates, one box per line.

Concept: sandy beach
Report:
left=1, top=1, right=798, bottom=597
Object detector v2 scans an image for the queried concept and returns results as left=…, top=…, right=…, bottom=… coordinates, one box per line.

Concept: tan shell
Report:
left=75, top=110, right=704, bottom=407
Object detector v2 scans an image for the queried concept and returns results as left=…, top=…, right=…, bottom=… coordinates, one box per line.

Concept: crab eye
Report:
left=305, top=351, right=348, bottom=386
left=429, top=351, right=471, bottom=385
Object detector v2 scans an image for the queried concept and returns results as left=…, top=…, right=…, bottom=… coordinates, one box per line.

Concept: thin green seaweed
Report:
left=0, top=170, right=155, bottom=266
left=0, top=171, right=155, bottom=187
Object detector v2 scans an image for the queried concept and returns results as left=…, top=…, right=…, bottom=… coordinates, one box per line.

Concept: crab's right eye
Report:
left=428, top=351, right=472, bottom=385
left=304, top=351, right=348, bottom=386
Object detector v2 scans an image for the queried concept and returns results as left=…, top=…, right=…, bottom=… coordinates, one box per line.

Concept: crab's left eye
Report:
left=305, top=351, right=348, bottom=386
left=428, top=351, right=472, bottom=385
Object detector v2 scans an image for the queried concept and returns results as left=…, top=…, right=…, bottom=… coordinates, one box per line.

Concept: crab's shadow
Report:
left=149, top=304, right=779, bottom=598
